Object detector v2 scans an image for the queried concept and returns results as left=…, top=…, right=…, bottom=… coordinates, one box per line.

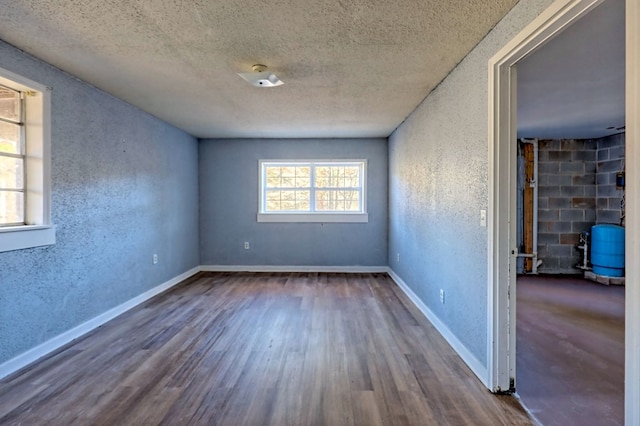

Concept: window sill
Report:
left=0, top=225, right=56, bottom=253
left=257, top=213, right=368, bottom=223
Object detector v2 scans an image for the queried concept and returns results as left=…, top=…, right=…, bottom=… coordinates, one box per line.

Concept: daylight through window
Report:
left=0, top=65, right=54, bottom=253
left=259, top=160, right=368, bottom=223
left=0, top=85, right=24, bottom=226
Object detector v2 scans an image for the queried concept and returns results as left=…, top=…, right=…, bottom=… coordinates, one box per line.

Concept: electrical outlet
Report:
left=153, top=254, right=158, bottom=264
left=480, top=209, right=487, bottom=227
left=440, top=289, right=445, bottom=304
left=397, top=253, right=400, bottom=263
left=244, top=241, right=250, bottom=250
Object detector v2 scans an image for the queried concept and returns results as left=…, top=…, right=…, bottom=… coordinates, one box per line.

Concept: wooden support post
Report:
left=523, top=143, right=535, bottom=273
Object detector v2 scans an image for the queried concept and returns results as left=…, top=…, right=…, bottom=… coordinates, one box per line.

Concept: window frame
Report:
left=0, top=66, right=55, bottom=252
left=0, top=84, right=26, bottom=226
left=258, top=159, right=368, bottom=223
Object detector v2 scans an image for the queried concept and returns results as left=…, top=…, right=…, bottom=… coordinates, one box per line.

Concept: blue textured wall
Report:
left=199, top=138, right=387, bottom=266
left=0, top=41, right=200, bottom=365
left=388, top=0, right=554, bottom=365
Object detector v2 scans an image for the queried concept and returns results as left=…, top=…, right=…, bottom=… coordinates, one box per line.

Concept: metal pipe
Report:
left=576, top=231, right=591, bottom=271
left=516, top=253, right=536, bottom=258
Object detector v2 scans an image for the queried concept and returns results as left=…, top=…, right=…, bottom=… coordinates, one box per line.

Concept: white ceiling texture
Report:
left=0, top=0, right=624, bottom=140
left=0, top=0, right=517, bottom=139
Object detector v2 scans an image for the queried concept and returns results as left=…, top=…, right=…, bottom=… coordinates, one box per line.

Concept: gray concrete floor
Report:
left=516, top=275, right=624, bottom=426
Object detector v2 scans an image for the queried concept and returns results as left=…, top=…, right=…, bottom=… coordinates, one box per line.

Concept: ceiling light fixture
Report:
left=237, top=64, right=284, bottom=88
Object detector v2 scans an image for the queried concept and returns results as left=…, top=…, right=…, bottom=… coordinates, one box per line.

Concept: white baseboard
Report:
left=0, top=266, right=200, bottom=381
left=200, top=265, right=389, bottom=273
left=387, top=268, right=489, bottom=387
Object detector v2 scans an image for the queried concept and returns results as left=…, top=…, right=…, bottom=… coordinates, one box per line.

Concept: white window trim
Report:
left=0, top=225, right=55, bottom=252
left=0, top=66, right=54, bottom=253
left=258, top=212, right=369, bottom=223
left=257, top=159, right=368, bottom=223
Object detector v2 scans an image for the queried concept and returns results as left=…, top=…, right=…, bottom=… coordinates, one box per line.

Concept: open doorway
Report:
left=487, top=0, right=640, bottom=424
left=513, top=1, right=625, bottom=424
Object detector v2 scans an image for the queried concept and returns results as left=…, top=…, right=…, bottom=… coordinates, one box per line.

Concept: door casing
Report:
left=488, top=0, right=640, bottom=422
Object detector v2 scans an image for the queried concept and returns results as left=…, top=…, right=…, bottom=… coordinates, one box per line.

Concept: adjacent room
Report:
left=514, top=0, right=626, bottom=424
left=0, top=0, right=638, bottom=425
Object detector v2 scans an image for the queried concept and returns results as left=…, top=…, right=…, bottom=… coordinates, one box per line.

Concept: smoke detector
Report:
left=237, top=64, right=284, bottom=87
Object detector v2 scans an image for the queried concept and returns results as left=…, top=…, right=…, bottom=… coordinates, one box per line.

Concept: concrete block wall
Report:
left=596, top=133, right=625, bottom=225
left=535, top=134, right=626, bottom=274
left=537, top=139, right=597, bottom=273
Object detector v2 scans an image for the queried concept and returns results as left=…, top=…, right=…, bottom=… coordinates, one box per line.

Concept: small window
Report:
left=258, top=160, right=368, bottom=223
left=0, top=66, right=54, bottom=252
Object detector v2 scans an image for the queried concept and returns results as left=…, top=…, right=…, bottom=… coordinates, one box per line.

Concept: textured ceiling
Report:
left=517, top=0, right=625, bottom=140
left=0, top=0, right=518, bottom=138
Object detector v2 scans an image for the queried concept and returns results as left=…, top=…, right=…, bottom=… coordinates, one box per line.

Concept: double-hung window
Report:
left=0, top=66, right=54, bottom=252
left=0, top=85, right=25, bottom=225
left=258, top=160, right=368, bottom=223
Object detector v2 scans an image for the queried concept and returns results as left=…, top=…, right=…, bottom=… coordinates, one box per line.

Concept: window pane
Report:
left=332, top=167, right=345, bottom=188
left=281, top=190, right=296, bottom=202
left=266, top=177, right=281, bottom=188
left=0, top=190, right=24, bottom=224
left=0, top=156, right=24, bottom=189
left=265, top=190, right=281, bottom=211
left=295, top=177, right=310, bottom=188
left=266, top=191, right=281, bottom=201
left=265, top=190, right=310, bottom=212
left=343, top=191, right=361, bottom=211
left=265, top=166, right=310, bottom=188
left=281, top=200, right=297, bottom=210
left=315, top=177, right=329, bottom=188
left=281, top=167, right=296, bottom=177
left=316, top=190, right=334, bottom=211
left=295, top=191, right=310, bottom=210
left=261, top=161, right=364, bottom=215
left=0, top=86, right=21, bottom=122
left=316, top=190, right=360, bottom=211
left=315, top=165, right=360, bottom=188
left=0, top=121, right=21, bottom=155
left=281, top=177, right=295, bottom=187
left=344, top=167, right=360, bottom=187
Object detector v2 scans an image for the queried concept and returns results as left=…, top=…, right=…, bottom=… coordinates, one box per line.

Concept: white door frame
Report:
left=488, top=0, right=640, bottom=423
left=624, top=0, right=640, bottom=423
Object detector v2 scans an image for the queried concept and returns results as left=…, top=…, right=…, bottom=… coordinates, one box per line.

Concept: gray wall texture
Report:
left=532, top=134, right=625, bottom=273
left=199, top=138, right=388, bottom=267
left=536, top=139, right=597, bottom=273
left=388, top=0, right=554, bottom=365
left=0, top=40, right=200, bottom=365
left=596, top=133, right=625, bottom=225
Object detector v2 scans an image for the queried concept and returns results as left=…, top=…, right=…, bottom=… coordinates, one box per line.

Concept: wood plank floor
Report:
left=0, top=272, right=533, bottom=425
left=516, top=275, right=624, bottom=426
